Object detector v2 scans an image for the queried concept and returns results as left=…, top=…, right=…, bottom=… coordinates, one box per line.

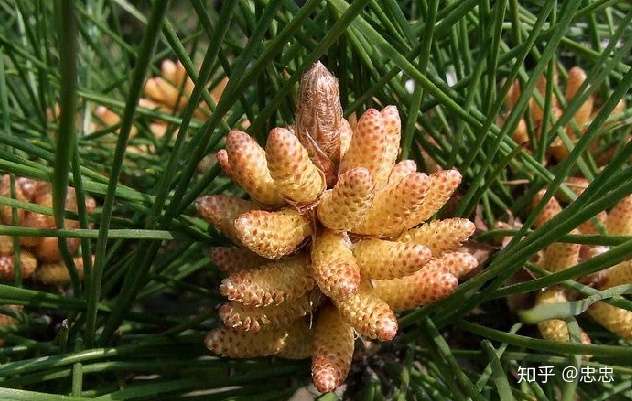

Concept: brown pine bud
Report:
left=296, top=61, right=343, bottom=186
left=233, top=208, right=312, bottom=259
left=196, top=195, right=256, bottom=241
left=588, top=302, right=632, bottom=340
left=0, top=251, right=38, bottom=281
left=277, top=319, right=313, bottom=359
left=565, top=66, right=593, bottom=129
left=606, top=195, right=632, bottom=236
left=34, top=257, right=85, bottom=285
left=335, top=285, right=398, bottom=341
left=219, top=255, right=314, bottom=307
left=371, top=261, right=459, bottom=311
left=317, top=167, right=374, bottom=231
left=208, top=247, right=266, bottom=273
left=205, top=325, right=288, bottom=358
left=353, top=172, right=430, bottom=236
left=407, top=169, right=462, bottom=227
left=311, top=305, right=354, bottom=393
left=339, top=109, right=388, bottom=185
left=265, top=127, right=325, bottom=204
left=311, top=230, right=361, bottom=301
left=225, top=130, right=284, bottom=206
left=352, top=238, right=431, bottom=279
left=219, top=292, right=318, bottom=332
left=397, top=218, right=476, bottom=257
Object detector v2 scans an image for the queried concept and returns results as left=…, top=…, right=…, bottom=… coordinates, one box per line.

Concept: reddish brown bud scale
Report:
left=233, top=208, right=312, bottom=259
left=371, top=262, right=459, bottom=311
left=317, top=167, right=374, bottom=231
left=208, top=247, right=266, bottom=272
left=219, top=255, right=314, bottom=307
left=397, top=218, right=476, bottom=257
left=352, top=172, right=430, bottom=236
left=225, top=130, right=284, bottom=206
left=311, top=306, right=354, bottom=393
left=196, top=195, right=256, bottom=241
left=352, top=238, right=431, bottom=279
left=295, top=61, right=343, bottom=185
left=265, top=127, right=325, bottom=204
left=311, top=230, right=361, bottom=301
left=219, top=292, right=317, bottom=332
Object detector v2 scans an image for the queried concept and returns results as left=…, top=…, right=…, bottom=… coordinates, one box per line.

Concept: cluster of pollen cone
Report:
left=504, top=65, right=626, bottom=164
left=196, top=62, right=479, bottom=392
left=0, top=175, right=95, bottom=286
left=531, top=185, right=632, bottom=342
left=83, top=59, right=231, bottom=157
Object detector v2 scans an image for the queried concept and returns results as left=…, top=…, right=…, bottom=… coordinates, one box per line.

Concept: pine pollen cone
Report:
left=529, top=193, right=632, bottom=343
left=198, top=61, right=478, bottom=392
